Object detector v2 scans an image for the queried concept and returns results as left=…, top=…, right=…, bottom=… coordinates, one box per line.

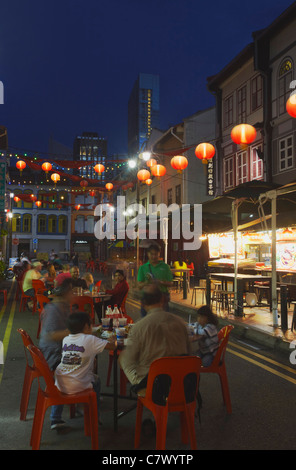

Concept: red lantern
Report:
left=146, top=178, right=153, bottom=186
left=137, top=169, right=151, bottom=182
left=42, top=162, right=52, bottom=173
left=35, top=201, right=42, bottom=208
left=105, top=183, right=114, bottom=191
left=126, top=182, right=134, bottom=190
left=30, top=194, right=37, bottom=202
left=286, top=94, right=296, bottom=118
left=80, top=180, right=88, bottom=189
left=147, top=158, right=157, bottom=168
left=75, top=204, right=81, bottom=211
left=14, top=196, right=20, bottom=203
left=171, top=156, right=188, bottom=173
left=151, top=164, right=166, bottom=178
left=89, top=190, right=96, bottom=197
left=16, top=160, right=26, bottom=173
left=195, top=143, right=215, bottom=165
left=51, top=173, right=60, bottom=184
left=231, top=124, right=257, bottom=145
left=56, top=203, right=62, bottom=210
left=94, top=164, right=105, bottom=175
left=121, top=185, right=127, bottom=191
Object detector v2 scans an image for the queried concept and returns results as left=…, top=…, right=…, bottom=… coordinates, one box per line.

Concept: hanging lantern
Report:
left=16, top=160, right=26, bottom=174
left=121, top=185, right=127, bottom=191
left=195, top=143, right=215, bottom=165
left=286, top=94, right=296, bottom=118
left=147, top=158, right=157, bottom=168
left=170, top=156, right=188, bottom=173
left=94, top=164, right=105, bottom=175
left=56, top=203, right=62, bottom=210
left=75, top=204, right=81, bottom=211
left=126, top=182, right=134, bottom=190
left=41, top=162, right=52, bottom=174
left=80, top=180, right=88, bottom=190
left=231, top=124, right=257, bottom=146
left=151, top=164, right=166, bottom=178
left=30, top=194, right=37, bottom=202
left=89, top=190, right=96, bottom=197
left=105, top=183, right=114, bottom=191
left=51, top=173, right=60, bottom=184
left=14, top=196, right=21, bottom=203
left=137, top=169, right=151, bottom=182
left=146, top=178, right=153, bottom=186
left=35, top=200, right=42, bottom=208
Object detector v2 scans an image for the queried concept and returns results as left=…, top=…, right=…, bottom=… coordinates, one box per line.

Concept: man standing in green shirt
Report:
left=137, top=244, right=173, bottom=317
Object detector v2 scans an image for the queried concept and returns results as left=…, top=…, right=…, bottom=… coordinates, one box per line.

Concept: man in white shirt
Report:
left=119, top=284, right=191, bottom=390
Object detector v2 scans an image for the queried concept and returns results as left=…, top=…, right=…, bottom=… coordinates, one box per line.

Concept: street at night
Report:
left=1, top=0, right=296, bottom=455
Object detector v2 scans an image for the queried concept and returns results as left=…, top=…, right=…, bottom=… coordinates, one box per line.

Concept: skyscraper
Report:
left=128, top=73, right=160, bottom=156
left=73, top=132, right=107, bottom=181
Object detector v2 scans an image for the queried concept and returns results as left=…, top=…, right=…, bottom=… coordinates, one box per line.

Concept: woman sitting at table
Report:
left=82, top=272, right=94, bottom=292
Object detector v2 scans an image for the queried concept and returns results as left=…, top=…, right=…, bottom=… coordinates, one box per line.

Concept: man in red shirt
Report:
left=104, top=270, right=129, bottom=309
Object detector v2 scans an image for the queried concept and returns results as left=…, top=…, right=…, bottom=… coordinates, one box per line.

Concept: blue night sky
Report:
left=0, top=0, right=295, bottom=156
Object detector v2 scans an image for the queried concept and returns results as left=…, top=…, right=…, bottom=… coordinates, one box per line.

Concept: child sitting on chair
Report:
left=54, top=312, right=116, bottom=423
left=190, top=305, right=219, bottom=367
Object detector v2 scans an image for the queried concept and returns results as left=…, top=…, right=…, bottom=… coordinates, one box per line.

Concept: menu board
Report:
left=277, top=243, right=296, bottom=271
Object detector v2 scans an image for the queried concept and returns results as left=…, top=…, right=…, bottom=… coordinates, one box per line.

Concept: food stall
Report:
left=206, top=227, right=296, bottom=293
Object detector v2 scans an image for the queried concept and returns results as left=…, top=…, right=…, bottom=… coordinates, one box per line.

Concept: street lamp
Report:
left=8, top=192, right=14, bottom=260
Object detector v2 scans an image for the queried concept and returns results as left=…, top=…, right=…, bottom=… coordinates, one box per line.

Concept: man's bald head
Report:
left=141, top=284, right=163, bottom=310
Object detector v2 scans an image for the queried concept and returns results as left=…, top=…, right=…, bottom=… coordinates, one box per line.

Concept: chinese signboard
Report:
left=207, top=159, right=214, bottom=196
left=0, top=160, right=6, bottom=212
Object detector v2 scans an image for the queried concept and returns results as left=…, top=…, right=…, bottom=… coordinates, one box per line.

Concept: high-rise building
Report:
left=128, top=73, right=160, bottom=156
left=73, top=132, right=107, bottom=181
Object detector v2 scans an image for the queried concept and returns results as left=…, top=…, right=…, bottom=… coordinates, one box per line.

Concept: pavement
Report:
left=1, top=278, right=296, bottom=450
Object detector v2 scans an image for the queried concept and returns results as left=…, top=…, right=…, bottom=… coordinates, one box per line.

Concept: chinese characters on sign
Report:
left=207, top=159, right=214, bottom=196
left=0, top=161, right=6, bottom=212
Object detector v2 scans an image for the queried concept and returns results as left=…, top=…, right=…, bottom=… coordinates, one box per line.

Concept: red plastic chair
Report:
left=200, top=324, right=234, bottom=414
left=26, top=344, right=99, bottom=450
left=32, top=279, right=45, bottom=313
left=19, top=281, right=35, bottom=313
left=106, top=314, right=133, bottom=392
left=0, top=289, right=7, bottom=306
left=17, top=329, right=42, bottom=421
left=134, top=356, right=202, bottom=450
left=36, top=294, right=50, bottom=339
left=120, top=289, right=129, bottom=315
left=70, top=296, right=95, bottom=323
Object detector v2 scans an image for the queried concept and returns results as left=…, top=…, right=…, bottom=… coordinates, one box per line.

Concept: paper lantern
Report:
left=147, top=158, right=157, bottom=168
left=137, top=169, right=151, bottom=182
left=16, top=160, right=26, bottom=173
left=14, top=196, right=21, bottom=203
left=126, top=182, right=134, bottom=190
left=30, top=194, right=37, bottom=202
left=56, top=203, right=62, bottom=210
left=75, top=204, right=81, bottom=211
left=231, top=124, right=257, bottom=145
left=35, top=201, right=42, bottom=208
left=94, top=164, right=105, bottom=175
left=41, top=162, right=52, bottom=173
left=80, top=180, right=88, bottom=189
left=146, top=178, right=153, bottom=185
left=105, top=183, right=114, bottom=191
left=51, top=173, right=60, bottom=184
left=286, top=94, right=296, bottom=118
left=171, top=156, right=188, bottom=173
left=89, top=190, right=96, bottom=197
left=195, top=143, right=215, bottom=164
left=151, top=164, right=166, bottom=178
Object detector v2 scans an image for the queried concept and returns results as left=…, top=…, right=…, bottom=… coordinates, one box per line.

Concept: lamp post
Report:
left=8, top=192, right=14, bottom=260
